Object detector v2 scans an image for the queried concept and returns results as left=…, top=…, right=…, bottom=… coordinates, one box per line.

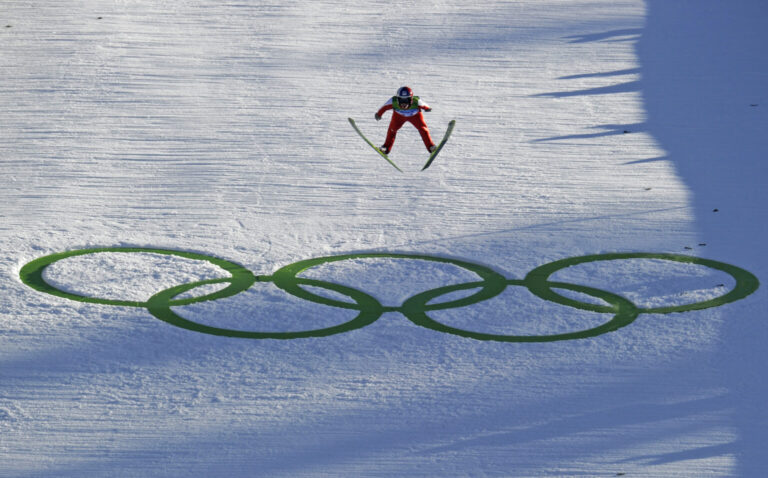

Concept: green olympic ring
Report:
left=18, top=248, right=760, bottom=342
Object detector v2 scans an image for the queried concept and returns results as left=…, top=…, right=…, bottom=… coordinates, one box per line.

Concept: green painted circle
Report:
left=18, top=247, right=256, bottom=308
left=270, top=252, right=508, bottom=312
left=145, top=274, right=383, bottom=339
left=524, top=252, right=760, bottom=314
left=402, top=279, right=639, bottom=342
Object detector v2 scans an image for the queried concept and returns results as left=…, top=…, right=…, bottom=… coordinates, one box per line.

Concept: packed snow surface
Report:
left=1, top=0, right=766, bottom=476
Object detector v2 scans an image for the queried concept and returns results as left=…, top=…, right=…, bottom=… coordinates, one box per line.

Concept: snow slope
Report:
left=1, top=0, right=765, bottom=476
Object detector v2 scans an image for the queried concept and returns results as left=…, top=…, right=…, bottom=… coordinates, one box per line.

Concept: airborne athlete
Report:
left=347, top=86, right=454, bottom=171
left=375, top=86, right=436, bottom=155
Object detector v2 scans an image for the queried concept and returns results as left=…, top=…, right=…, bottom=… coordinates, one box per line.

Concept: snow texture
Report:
left=1, top=0, right=766, bottom=476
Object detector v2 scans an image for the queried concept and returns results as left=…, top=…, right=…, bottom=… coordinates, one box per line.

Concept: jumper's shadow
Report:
left=533, top=80, right=640, bottom=98
left=533, top=123, right=646, bottom=142
left=559, top=68, right=641, bottom=80
left=565, top=28, right=642, bottom=44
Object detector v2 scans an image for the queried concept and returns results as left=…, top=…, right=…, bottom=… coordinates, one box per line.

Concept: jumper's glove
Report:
left=374, top=113, right=382, bottom=121
left=423, top=107, right=432, bottom=112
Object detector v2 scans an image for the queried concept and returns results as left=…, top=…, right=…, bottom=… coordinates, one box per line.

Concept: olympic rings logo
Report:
left=19, top=247, right=759, bottom=342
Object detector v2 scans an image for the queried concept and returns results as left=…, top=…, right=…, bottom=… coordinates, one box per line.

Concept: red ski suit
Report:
left=376, top=96, right=435, bottom=152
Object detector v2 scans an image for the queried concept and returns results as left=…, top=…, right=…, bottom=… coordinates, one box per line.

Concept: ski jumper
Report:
left=377, top=96, right=435, bottom=152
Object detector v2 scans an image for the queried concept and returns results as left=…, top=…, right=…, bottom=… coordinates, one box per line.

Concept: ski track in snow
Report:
left=1, top=1, right=765, bottom=476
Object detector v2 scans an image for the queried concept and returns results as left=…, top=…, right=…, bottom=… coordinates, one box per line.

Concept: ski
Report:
left=348, top=117, right=403, bottom=172
left=421, top=120, right=456, bottom=171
